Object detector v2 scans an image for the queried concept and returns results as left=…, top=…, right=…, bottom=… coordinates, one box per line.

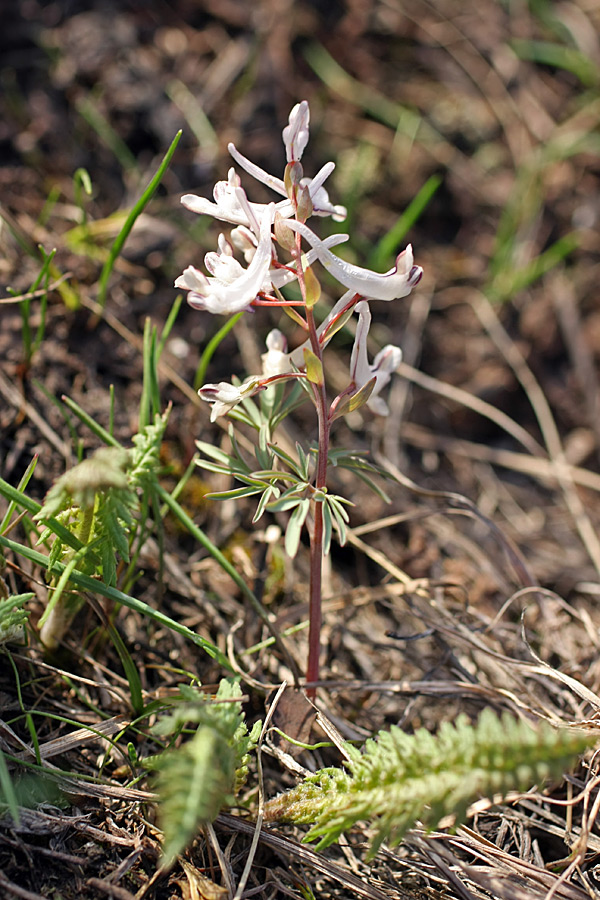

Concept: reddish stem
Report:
left=304, top=303, right=330, bottom=700
left=289, top=193, right=331, bottom=700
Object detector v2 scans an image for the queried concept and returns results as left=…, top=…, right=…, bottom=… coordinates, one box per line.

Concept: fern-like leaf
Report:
left=156, top=725, right=236, bottom=867
left=153, top=679, right=260, bottom=867
left=129, top=410, right=169, bottom=489
left=266, top=710, right=593, bottom=858
left=0, top=592, right=33, bottom=644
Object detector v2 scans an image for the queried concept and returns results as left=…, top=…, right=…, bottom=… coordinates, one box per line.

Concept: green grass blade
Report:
left=76, top=96, right=139, bottom=173
left=156, top=485, right=299, bottom=680
left=0, top=533, right=230, bottom=669
left=104, top=618, right=144, bottom=715
left=487, top=232, right=580, bottom=303
left=97, top=130, right=182, bottom=310
left=157, top=294, right=184, bottom=360
left=194, top=312, right=244, bottom=391
left=368, top=174, right=442, bottom=270
left=0, top=748, right=20, bottom=825
left=140, top=319, right=161, bottom=427
left=0, top=457, right=38, bottom=534
left=60, top=395, right=121, bottom=448
left=510, top=38, right=600, bottom=87
left=0, top=477, right=82, bottom=553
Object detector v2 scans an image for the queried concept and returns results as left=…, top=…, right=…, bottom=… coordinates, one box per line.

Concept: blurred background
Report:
left=2, top=0, right=600, bottom=587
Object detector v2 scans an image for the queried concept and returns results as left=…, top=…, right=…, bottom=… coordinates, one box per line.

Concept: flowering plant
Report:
left=176, top=102, right=422, bottom=694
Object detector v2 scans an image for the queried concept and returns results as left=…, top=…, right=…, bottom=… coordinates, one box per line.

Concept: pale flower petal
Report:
left=174, top=265, right=209, bottom=293
left=227, top=137, right=345, bottom=222
left=349, top=301, right=402, bottom=415
left=227, top=142, right=287, bottom=197
left=230, top=225, right=258, bottom=264
left=286, top=220, right=423, bottom=301
left=270, top=233, right=350, bottom=289
left=282, top=101, right=310, bottom=162
left=182, top=169, right=292, bottom=228
left=302, top=162, right=347, bottom=221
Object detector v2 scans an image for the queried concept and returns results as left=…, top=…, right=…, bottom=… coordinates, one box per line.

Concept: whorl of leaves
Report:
left=265, top=710, right=593, bottom=858
left=35, top=447, right=136, bottom=581
left=37, top=447, right=132, bottom=516
left=153, top=679, right=261, bottom=867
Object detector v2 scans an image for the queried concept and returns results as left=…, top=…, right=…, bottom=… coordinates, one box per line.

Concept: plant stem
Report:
left=305, top=305, right=330, bottom=700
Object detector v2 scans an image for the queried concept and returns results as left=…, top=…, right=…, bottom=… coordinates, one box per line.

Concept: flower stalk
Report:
left=177, top=101, right=422, bottom=696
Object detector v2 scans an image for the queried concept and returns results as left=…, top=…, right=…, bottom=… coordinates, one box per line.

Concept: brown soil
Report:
left=2, top=1, right=600, bottom=898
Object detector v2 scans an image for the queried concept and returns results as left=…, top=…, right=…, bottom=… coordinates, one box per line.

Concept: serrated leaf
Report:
left=154, top=679, right=259, bottom=866
left=0, top=593, right=32, bottom=644
left=267, top=710, right=594, bottom=859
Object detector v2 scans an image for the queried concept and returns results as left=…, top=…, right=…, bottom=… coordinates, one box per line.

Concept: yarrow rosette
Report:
left=175, top=100, right=423, bottom=422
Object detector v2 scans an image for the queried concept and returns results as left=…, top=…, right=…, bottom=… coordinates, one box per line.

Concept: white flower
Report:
left=282, top=101, right=310, bottom=162
left=350, top=301, right=402, bottom=415
left=227, top=145, right=346, bottom=222
left=174, top=205, right=274, bottom=314
left=261, top=330, right=292, bottom=378
left=180, top=102, right=346, bottom=229
left=285, top=220, right=423, bottom=301
left=199, top=378, right=262, bottom=421
left=182, top=169, right=290, bottom=229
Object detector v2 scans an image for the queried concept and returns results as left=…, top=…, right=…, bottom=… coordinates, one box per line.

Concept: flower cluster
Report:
left=175, top=101, right=422, bottom=421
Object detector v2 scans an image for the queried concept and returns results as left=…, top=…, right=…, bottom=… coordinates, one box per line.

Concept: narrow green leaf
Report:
left=97, top=130, right=182, bottom=310
left=304, top=265, right=321, bottom=308
left=269, top=443, right=305, bottom=480
left=285, top=499, right=310, bottom=557
left=303, top=348, right=324, bottom=386
left=252, top=486, right=280, bottom=523
left=205, top=486, right=263, bottom=501
left=322, top=501, right=333, bottom=556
